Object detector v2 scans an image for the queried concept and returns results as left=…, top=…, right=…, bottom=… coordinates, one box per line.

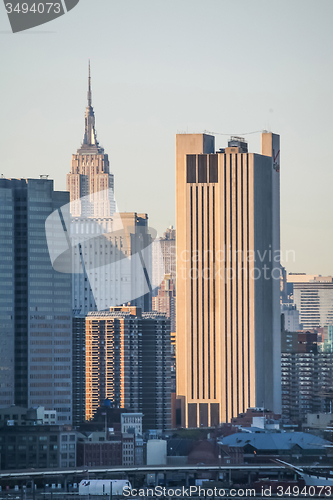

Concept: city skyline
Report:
left=3, top=0, right=333, bottom=488
left=1, top=1, right=333, bottom=275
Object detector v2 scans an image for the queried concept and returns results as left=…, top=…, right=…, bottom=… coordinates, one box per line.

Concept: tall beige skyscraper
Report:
left=67, top=61, right=115, bottom=218
left=176, top=133, right=281, bottom=427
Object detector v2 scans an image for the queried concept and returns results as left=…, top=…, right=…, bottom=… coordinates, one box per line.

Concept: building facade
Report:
left=140, top=312, right=172, bottom=430
left=281, top=351, right=333, bottom=421
left=85, top=307, right=142, bottom=420
left=121, top=413, right=143, bottom=435
left=77, top=432, right=122, bottom=467
left=0, top=425, right=78, bottom=470
left=84, top=307, right=171, bottom=430
left=152, top=226, right=176, bottom=290
left=293, top=278, right=333, bottom=329
left=69, top=212, right=153, bottom=314
left=176, top=133, right=281, bottom=427
left=0, top=178, right=72, bottom=423
left=72, top=315, right=86, bottom=427
left=281, top=303, right=301, bottom=332
left=152, top=274, right=176, bottom=332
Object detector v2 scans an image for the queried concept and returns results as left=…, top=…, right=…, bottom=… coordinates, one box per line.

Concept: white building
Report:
left=147, top=439, right=167, bottom=465
left=121, top=413, right=143, bottom=435
left=293, top=277, right=333, bottom=329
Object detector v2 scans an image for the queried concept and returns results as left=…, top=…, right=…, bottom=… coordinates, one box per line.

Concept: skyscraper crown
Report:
left=78, top=60, right=104, bottom=154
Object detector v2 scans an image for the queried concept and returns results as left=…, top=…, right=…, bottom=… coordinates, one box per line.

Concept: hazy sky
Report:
left=1, top=0, right=333, bottom=275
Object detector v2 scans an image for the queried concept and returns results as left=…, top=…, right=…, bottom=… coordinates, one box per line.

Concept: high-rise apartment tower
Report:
left=85, top=307, right=171, bottom=430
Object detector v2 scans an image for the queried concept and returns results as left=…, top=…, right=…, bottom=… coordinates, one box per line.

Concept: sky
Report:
left=1, top=0, right=333, bottom=275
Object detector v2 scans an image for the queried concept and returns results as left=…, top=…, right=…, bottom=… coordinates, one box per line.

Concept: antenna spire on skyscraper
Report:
left=88, top=59, right=92, bottom=107
left=79, top=59, right=102, bottom=152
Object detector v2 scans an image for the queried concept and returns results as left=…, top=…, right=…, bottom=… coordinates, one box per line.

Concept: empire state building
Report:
left=67, top=61, right=115, bottom=217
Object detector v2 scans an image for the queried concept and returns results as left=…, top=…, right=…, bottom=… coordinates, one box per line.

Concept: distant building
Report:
left=286, top=273, right=320, bottom=299
left=285, top=273, right=322, bottom=302
left=121, top=413, right=143, bottom=435
left=304, top=413, right=333, bottom=431
left=152, top=274, right=176, bottom=332
left=122, top=432, right=136, bottom=467
left=327, top=325, right=333, bottom=352
left=84, top=307, right=171, bottom=430
left=0, top=178, right=72, bottom=423
left=147, top=439, right=167, bottom=465
left=187, top=440, right=219, bottom=465
left=77, top=431, right=122, bottom=467
left=281, top=351, right=333, bottom=421
left=0, top=425, right=78, bottom=470
left=70, top=212, right=153, bottom=315
left=293, top=277, right=333, bottom=329
left=221, top=431, right=333, bottom=464
left=280, top=266, right=288, bottom=303
left=141, top=312, right=171, bottom=430
left=72, top=315, right=86, bottom=427
left=281, top=303, right=301, bottom=332
left=217, top=444, right=244, bottom=465
left=0, top=406, right=57, bottom=427
left=231, top=408, right=280, bottom=428
left=281, top=330, right=318, bottom=353
left=152, top=226, right=176, bottom=292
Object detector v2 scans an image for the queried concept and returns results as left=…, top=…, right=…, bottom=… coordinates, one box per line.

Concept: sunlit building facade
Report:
left=85, top=307, right=171, bottom=430
left=176, top=133, right=281, bottom=427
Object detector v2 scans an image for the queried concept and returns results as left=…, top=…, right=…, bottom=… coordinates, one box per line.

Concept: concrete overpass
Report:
left=0, top=463, right=330, bottom=480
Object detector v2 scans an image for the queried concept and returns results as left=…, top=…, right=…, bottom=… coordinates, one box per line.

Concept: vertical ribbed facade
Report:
left=176, top=133, right=281, bottom=427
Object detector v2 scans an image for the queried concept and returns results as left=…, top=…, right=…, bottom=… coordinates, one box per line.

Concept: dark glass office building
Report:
left=0, top=178, right=72, bottom=422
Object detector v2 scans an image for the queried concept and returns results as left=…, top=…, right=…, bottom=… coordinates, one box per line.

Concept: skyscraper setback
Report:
left=65, top=63, right=154, bottom=314
left=176, top=133, right=281, bottom=427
